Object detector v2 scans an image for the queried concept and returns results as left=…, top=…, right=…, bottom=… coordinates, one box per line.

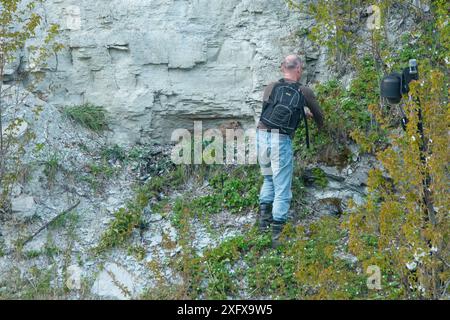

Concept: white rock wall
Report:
left=19, top=0, right=324, bottom=145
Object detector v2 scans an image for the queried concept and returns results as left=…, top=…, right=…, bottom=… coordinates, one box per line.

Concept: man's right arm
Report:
left=300, top=86, right=324, bottom=129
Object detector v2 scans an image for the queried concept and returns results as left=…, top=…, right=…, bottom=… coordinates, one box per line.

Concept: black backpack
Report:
left=260, top=79, right=310, bottom=148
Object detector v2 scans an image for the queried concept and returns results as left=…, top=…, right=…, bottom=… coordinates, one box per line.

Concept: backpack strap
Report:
left=302, top=103, right=310, bottom=149
left=293, top=82, right=310, bottom=149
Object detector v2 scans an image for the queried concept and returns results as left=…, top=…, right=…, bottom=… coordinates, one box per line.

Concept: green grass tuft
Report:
left=63, top=103, right=108, bottom=132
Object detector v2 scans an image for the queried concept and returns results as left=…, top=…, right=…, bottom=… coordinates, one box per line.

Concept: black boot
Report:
left=257, top=203, right=273, bottom=232
left=271, top=220, right=286, bottom=249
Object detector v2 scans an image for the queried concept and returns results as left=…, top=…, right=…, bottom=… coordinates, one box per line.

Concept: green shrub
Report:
left=157, top=216, right=367, bottom=300
left=311, top=167, right=328, bottom=189
left=96, top=207, right=143, bottom=253
left=79, top=161, right=118, bottom=192
left=43, top=152, right=61, bottom=185
left=87, top=162, right=116, bottom=179
left=97, top=165, right=188, bottom=252
left=101, top=144, right=127, bottom=162
left=174, top=165, right=261, bottom=220
left=63, top=103, right=108, bottom=132
left=292, top=56, right=387, bottom=161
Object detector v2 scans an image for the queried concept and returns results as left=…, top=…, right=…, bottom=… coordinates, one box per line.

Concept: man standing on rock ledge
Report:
left=256, top=54, right=324, bottom=248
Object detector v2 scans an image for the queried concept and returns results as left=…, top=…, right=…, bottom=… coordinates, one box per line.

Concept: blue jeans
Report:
left=257, top=129, right=293, bottom=222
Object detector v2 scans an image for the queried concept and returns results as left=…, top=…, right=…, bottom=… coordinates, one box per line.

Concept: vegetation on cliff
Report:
left=0, top=0, right=448, bottom=300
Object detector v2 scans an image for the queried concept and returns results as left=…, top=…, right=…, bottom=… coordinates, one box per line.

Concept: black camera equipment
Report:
left=381, top=59, right=437, bottom=226
left=380, top=59, right=419, bottom=130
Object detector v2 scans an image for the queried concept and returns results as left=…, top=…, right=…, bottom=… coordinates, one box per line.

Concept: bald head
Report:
left=282, top=55, right=302, bottom=69
left=281, top=55, right=303, bottom=82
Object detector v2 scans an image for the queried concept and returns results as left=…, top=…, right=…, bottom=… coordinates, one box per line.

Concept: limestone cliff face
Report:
left=16, top=0, right=326, bottom=145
